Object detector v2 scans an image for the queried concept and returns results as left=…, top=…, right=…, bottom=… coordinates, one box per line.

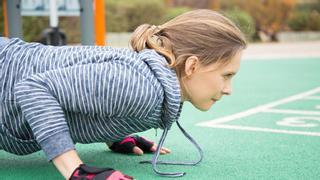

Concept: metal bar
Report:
left=6, top=0, right=22, bottom=38
left=79, top=0, right=94, bottom=45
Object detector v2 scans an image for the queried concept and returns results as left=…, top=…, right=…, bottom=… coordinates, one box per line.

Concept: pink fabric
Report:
left=85, top=173, right=95, bottom=179
left=119, top=137, right=136, bottom=146
left=72, top=170, right=95, bottom=179
left=107, top=171, right=133, bottom=180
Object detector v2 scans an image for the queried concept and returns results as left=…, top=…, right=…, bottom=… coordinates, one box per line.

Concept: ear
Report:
left=184, top=56, right=200, bottom=77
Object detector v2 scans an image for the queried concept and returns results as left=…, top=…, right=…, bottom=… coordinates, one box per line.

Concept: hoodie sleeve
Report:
left=14, top=61, right=159, bottom=160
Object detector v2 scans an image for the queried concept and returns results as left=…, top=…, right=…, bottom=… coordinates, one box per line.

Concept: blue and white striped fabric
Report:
left=0, top=38, right=182, bottom=161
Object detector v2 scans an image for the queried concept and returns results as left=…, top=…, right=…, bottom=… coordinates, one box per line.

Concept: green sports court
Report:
left=1, top=1, right=320, bottom=179
left=1, top=41, right=320, bottom=179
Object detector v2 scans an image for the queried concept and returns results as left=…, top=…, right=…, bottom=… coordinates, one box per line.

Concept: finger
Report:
left=160, top=149, right=167, bottom=155
left=132, top=146, right=144, bottom=155
left=150, top=145, right=170, bottom=154
left=161, top=147, right=171, bottom=153
left=150, top=145, right=157, bottom=152
left=151, top=145, right=167, bottom=154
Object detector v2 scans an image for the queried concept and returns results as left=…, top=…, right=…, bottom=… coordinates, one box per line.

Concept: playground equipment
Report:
left=2, top=0, right=106, bottom=45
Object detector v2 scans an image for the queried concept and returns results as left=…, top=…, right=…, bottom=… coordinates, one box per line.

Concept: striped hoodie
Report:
left=0, top=38, right=183, bottom=161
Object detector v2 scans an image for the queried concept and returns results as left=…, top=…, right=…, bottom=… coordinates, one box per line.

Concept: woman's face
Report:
left=180, top=51, right=242, bottom=111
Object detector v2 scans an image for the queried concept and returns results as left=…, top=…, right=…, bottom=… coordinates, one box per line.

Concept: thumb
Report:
left=132, top=146, right=144, bottom=155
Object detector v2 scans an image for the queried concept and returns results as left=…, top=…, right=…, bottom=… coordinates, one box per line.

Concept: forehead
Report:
left=203, top=51, right=242, bottom=72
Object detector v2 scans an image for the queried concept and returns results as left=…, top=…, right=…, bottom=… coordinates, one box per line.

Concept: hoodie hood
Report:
left=138, top=49, right=183, bottom=129
left=137, top=49, right=203, bottom=178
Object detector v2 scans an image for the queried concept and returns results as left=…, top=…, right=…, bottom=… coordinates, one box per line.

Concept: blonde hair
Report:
left=130, top=9, right=247, bottom=78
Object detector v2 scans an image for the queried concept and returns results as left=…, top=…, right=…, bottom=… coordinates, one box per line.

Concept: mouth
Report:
left=211, top=98, right=219, bottom=102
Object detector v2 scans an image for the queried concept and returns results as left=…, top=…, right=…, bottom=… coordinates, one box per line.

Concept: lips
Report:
left=211, top=98, right=220, bottom=102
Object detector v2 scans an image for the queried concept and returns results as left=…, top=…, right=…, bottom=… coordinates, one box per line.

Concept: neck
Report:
left=178, top=77, right=188, bottom=102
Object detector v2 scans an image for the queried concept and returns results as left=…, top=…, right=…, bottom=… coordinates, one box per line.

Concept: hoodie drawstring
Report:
left=140, top=121, right=204, bottom=177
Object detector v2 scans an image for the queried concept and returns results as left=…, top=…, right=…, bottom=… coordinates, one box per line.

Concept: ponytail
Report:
left=130, top=24, right=176, bottom=67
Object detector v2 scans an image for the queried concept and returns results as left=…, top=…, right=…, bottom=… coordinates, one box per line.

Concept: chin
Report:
left=190, top=100, right=212, bottom=112
left=195, top=104, right=211, bottom=112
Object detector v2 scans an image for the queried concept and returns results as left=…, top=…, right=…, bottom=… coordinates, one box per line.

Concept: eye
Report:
left=223, top=73, right=234, bottom=80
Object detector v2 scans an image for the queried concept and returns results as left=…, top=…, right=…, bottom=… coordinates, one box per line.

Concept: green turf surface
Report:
left=1, top=58, right=320, bottom=179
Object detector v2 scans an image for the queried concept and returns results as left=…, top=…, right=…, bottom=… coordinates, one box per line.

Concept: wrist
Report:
left=52, top=150, right=83, bottom=179
left=106, top=141, right=114, bottom=148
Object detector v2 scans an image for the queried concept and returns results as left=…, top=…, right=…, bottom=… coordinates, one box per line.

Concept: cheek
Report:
left=198, top=79, right=221, bottom=100
left=187, top=74, right=223, bottom=100
left=208, top=77, right=224, bottom=92
left=186, top=77, right=209, bottom=100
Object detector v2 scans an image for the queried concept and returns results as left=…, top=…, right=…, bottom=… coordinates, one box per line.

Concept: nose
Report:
left=222, top=82, right=232, bottom=95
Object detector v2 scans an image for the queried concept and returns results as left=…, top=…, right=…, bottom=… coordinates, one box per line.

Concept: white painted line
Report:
left=303, top=96, right=320, bottom=100
left=263, top=109, right=320, bottom=116
left=197, top=87, right=320, bottom=126
left=202, top=124, right=320, bottom=137
left=276, top=116, right=320, bottom=128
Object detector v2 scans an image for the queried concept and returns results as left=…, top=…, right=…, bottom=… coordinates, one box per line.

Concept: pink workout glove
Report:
left=69, top=164, right=133, bottom=180
left=109, top=135, right=154, bottom=154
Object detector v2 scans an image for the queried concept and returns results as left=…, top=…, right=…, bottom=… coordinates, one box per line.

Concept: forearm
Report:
left=52, top=149, right=83, bottom=179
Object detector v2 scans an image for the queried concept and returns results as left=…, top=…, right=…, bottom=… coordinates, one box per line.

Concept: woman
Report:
left=0, top=9, right=246, bottom=179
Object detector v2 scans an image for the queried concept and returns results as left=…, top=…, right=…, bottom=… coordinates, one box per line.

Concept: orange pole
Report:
left=3, top=0, right=9, bottom=37
left=94, top=0, right=106, bottom=46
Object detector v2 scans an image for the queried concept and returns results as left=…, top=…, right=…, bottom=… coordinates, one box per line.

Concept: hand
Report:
left=108, top=135, right=171, bottom=155
left=69, top=164, right=133, bottom=180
